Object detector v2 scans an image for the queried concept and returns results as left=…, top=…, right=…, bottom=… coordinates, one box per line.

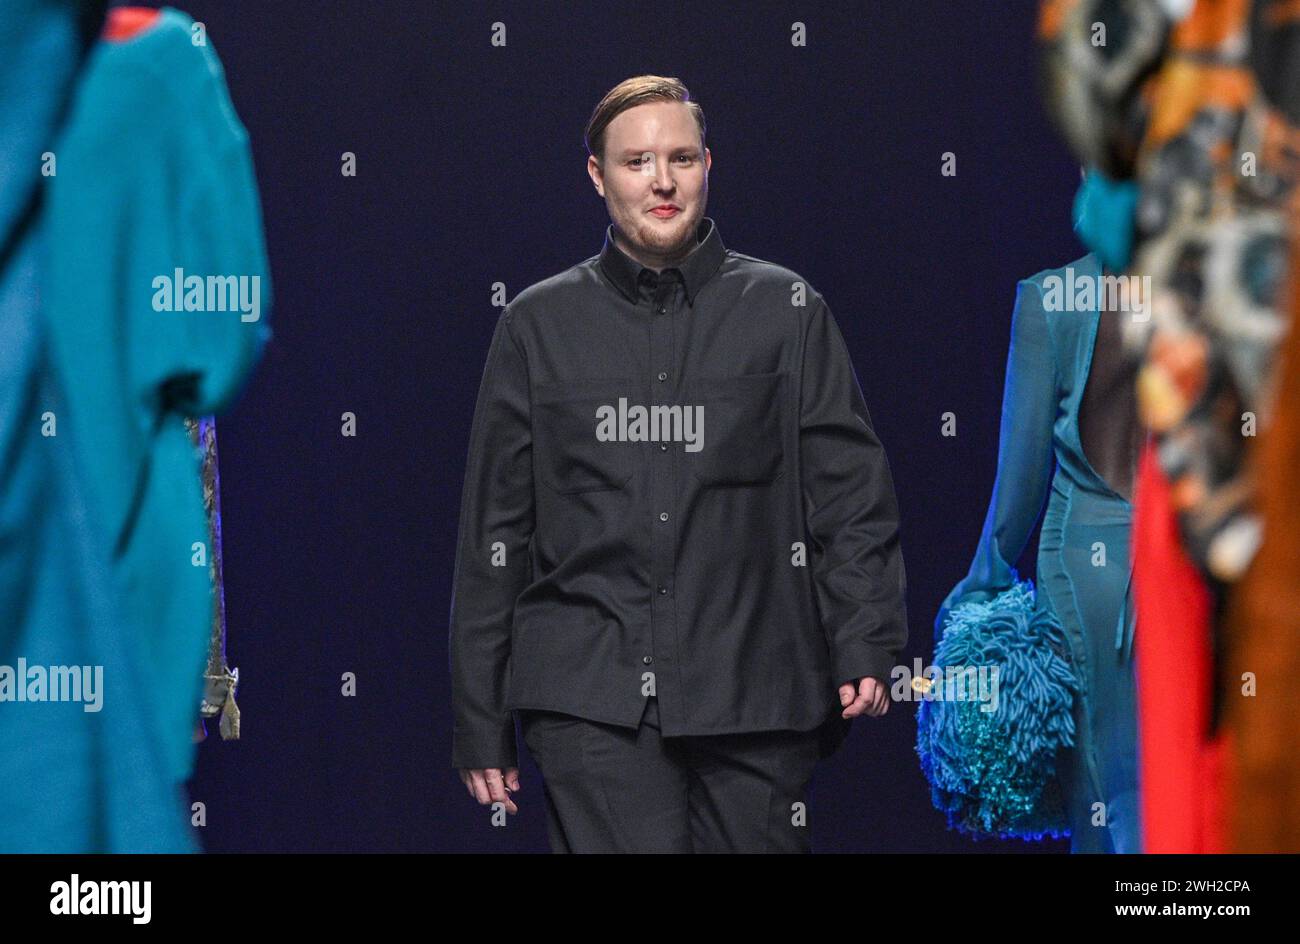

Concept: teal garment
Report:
left=937, top=253, right=1140, bottom=853
left=1072, top=169, right=1138, bottom=273
left=0, top=0, right=109, bottom=853
left=0, top=5, right=269, bottom=852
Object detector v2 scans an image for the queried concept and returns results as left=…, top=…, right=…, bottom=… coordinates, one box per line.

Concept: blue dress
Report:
left=936, top=252, right=1141, bottom=853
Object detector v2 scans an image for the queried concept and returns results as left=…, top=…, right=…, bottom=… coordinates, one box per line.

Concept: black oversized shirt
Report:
left=449, top=217, right=907, bottom=769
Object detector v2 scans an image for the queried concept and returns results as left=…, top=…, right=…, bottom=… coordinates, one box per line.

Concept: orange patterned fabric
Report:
left=1223, top=240, right=1300, bottom=852
left=1041, top=0, right=1300, bottom=854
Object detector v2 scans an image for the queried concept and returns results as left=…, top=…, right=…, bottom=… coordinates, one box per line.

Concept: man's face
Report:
left=588, top=100, right=711, bottom=265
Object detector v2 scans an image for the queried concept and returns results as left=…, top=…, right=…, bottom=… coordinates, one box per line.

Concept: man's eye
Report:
left=626, top=156, right=697, bottom=167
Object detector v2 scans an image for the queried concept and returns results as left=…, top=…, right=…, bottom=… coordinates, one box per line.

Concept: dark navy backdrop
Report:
left=138, top=0, right=1087, bottom=852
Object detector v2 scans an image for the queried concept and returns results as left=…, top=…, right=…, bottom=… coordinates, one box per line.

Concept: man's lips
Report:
left=650, top=206, right=680, bottom=218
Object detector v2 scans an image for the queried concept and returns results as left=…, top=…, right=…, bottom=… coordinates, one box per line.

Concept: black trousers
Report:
left=519, top=697, right=823, bottom=853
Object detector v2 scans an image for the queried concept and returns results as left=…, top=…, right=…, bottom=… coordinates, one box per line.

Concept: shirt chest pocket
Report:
left=533, top=379, right=636, bottom=495
left=683, top=371, right=788, bottom=487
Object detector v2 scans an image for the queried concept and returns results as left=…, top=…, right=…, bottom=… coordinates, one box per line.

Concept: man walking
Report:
left=450, top=75, right=907, bottom=853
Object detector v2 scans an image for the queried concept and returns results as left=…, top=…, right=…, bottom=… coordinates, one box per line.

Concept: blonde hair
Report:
left=585, top=75, right=706, bottom=163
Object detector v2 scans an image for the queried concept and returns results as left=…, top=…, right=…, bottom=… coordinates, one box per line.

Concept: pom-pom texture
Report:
left=916, top=581, right=1081, bottom=840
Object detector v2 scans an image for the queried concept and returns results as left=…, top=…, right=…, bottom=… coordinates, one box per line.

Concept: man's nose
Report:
left=650, top=159, right=675, bottom=192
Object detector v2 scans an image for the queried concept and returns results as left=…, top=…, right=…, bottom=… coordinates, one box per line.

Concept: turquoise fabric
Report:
left=0, top=4, right=269, bottom=852
left=936, top=253, right=1140, bottom=853
left=1072, top=168, right=1138, bottom=273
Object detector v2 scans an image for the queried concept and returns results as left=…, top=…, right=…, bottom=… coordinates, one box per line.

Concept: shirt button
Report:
left=657, top=371, right=667, bottom=382
left=643, top=655, right=654, bottom=665
left=660, top=443, right=668, bottom=451
left=658, top=585, right=668, bottom=594
left=659, top=511, right=669, bottom=522
left=657, top=306, right=666, bottom=315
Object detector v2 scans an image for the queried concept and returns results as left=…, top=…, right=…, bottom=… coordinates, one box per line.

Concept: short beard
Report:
left=626, top=204, right=701, bottom=260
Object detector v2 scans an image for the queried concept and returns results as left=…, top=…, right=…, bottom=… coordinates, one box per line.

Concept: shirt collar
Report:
left=598, top=216, right=726, bottom=305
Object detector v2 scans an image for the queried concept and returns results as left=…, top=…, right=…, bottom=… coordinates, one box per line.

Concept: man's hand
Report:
left=838, top=677, right=890, bottom=719
left=459, top=767, right=521, bottom=814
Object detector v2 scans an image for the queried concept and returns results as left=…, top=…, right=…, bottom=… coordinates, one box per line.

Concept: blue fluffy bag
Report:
left=916, top=581, right=1082, bottom=840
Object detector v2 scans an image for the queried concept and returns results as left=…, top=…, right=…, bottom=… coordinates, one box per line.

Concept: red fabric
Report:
left=101, top=7, right=161, bottom=42
left=1133, top=443, right=1231, bottom=852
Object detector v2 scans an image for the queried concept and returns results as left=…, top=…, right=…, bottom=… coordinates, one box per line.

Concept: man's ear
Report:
left=587, top=155, right=604, bottom=195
